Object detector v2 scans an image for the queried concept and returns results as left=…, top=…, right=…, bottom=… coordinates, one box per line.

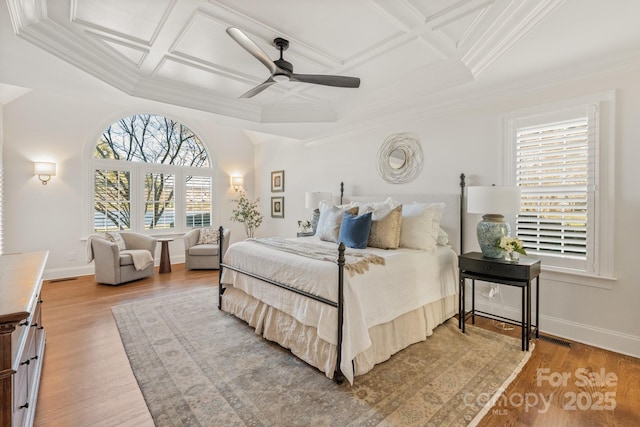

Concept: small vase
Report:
left=505, top=251, right=520, bottom=262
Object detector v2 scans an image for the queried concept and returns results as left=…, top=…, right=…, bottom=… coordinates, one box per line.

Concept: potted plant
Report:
left=230, top=190, right=263, bottom=238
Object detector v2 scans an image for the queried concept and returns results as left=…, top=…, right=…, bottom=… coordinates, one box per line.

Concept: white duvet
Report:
left=220, top=235, right=458, bottom=383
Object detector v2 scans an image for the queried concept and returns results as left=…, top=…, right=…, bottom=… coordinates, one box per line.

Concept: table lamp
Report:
left=305, top=192, right=332, bottom=234
left=467, top=186, right=521, bottom=258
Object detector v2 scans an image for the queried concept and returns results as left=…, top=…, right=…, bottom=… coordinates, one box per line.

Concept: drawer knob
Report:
left=20, top=359, right=30, bottom=366
left=19, top=320, right=29, bottom=327
left=19, top=402, right=29, bottom=410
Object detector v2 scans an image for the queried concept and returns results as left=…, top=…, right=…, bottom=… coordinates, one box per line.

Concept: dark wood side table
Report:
left=158, top=237, right=174, bottom=274
left=458, top=252, right=541, bottom=351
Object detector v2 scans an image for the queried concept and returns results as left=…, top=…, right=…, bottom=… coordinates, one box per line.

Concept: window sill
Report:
left=540, top=266, right=616, bottom=289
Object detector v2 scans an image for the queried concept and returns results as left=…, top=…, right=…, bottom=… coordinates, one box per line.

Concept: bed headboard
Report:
left=342, top=174, right=466, bottom=254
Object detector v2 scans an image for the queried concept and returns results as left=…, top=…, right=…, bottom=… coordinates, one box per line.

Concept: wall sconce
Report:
left=230, top=176, right=244, bottom=192
left=34, top=162, right=56, bottom=185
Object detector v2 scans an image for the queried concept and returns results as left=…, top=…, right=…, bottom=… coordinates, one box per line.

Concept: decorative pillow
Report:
left=338, top=212, right=373, bottom=249
left=105, top=232, right=126, bottom=250
left=197, top=227, right=219, bottom=245
left=316, top=203, right=359, bottom=243
left=364, top=204, right=402, bottom=249
left=355, top=197, right=400, bottom=214
left=399, top=203, right=445, bottom=251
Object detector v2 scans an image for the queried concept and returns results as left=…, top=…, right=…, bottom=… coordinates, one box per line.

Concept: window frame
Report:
left=87, top=114, right=216, bottom=236
left=502, top=91, right=616, bottom=288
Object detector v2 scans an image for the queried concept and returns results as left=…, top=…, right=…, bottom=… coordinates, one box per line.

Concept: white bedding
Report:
left=220, top=235, right=458, bottom=384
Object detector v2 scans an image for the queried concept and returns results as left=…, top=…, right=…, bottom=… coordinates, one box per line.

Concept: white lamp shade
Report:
left=230, top=176, right=244, bottom=187
left=305, top=192, right=332, bottom=209
left=467, top=186, right=520, bottom=215
left=34, top=162, right=56, bottom=176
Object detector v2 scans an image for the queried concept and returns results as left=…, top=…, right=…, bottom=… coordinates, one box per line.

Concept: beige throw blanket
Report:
left=247, top=237, right=385, bottom=276
left=121, top=249, right=154, bottom=271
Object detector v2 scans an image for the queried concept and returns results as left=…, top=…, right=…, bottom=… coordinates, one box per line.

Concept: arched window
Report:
left=92, top=114, right=214, bottom=233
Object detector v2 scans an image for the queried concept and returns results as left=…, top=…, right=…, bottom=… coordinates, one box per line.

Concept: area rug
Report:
left=112, top=288, right=532, bottom=426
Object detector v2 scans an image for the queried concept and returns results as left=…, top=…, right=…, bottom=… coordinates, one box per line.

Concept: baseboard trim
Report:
left=43, top=255, right=187, bottom=281
left=472, top=299, right=640, bottom=359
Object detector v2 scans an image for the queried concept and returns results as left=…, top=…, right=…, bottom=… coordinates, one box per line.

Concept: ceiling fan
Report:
left=226, top=27, right=361, bottom=99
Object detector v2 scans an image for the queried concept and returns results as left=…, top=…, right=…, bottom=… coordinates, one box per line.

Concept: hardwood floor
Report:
left=34, top=265, right=214, bottom=427
left=34, top=266, right=639, bottom=426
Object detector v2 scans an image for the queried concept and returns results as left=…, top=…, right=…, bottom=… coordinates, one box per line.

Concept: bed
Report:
left=219, top=175, right=466, bottom=385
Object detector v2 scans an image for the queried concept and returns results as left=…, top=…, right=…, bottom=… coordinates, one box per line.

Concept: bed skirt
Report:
left=221, top=286, right=457, bottom=381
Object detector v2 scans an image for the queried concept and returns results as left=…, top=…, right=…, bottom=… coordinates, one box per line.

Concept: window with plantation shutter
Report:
left=516, top=115, right=593, bottom=271
left=90, top=114, right=215, bottom=235
left=504, top=92, right=615, bottom=283
left=186, top=176, right=212, bottom=227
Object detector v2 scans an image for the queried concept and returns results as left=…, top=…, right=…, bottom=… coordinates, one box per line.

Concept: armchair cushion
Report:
left=188, top=244, right=219, bottom=256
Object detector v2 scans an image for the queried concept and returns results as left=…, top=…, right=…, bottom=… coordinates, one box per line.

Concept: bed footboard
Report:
left=218, top=228, right=346, bottom=383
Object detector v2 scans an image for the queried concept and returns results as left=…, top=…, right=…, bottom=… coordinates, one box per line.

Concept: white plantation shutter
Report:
left=514, top=106, right=596, bottom=271
left=185, top=175, right=212, bottom=227
left=91, top=114, right=215, bottom=234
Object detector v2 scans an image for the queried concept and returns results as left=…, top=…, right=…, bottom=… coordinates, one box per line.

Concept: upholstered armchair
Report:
left=183, top=227, right=231, bottom=270
left=88, top=232, right=157, bottom=285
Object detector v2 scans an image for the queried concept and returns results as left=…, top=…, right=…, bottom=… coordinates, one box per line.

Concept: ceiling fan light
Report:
left=272, top=74, right=289, bottom=83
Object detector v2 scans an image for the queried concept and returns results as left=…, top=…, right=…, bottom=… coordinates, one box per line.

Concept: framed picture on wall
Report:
left=271, top=196, right=284, bottom=218
left=271, top=170, right=284, bottom=192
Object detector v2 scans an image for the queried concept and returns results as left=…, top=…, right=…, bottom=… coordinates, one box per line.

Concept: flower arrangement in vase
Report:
left=297, top=220, right=312, bottom=233
left=497, top=236, right=527, bottom=261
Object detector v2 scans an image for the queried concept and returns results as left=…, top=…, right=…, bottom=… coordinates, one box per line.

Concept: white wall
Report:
left=2, top=90, right=255, bottom=278
left=253, top=65, right=640, bottom=358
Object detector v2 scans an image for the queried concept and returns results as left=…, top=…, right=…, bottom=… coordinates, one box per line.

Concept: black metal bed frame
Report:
left=218, top=173, right=466, bottom=383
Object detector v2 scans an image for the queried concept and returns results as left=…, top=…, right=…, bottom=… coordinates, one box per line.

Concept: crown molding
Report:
left=303, top=49, right=640, bottom=147
left=7, top=0, right=140, bottom=94
left=462, top=0, right=565, bottom=78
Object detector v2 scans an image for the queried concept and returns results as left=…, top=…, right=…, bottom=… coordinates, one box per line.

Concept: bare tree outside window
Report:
left=93, top=114, right=211, bottom=232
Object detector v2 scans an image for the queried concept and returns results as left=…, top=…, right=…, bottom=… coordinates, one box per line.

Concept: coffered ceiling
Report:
left=4, top=0, right=640, bottom=129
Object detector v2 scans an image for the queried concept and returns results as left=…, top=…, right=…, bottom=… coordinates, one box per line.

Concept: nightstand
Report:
left=458, top=252, right=541, bottom=351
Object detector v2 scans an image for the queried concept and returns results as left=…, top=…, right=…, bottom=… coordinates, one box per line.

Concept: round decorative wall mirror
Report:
left=388, top=148, right=406, bottom=169
left=376, top=132, right=423, bottom=184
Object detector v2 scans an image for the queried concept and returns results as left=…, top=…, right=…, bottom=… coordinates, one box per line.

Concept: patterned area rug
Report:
left=112, top=288, right=532, bottom=426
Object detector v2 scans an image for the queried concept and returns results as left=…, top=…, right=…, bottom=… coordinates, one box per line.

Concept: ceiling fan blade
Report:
left=290, top=73, right=360, bottom=88
left=226, top=27, right=277, bottom=75
left=239, top=77, right=277, bottom=99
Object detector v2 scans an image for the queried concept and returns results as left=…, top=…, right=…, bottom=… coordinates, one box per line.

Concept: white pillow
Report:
left=356, top=197, right=400, bottom=218
left=105, top=232, right=126, bottom=250
left=197, top=227, right=219, bottom=245
left=315, top=201, right=359, bottom=243
left=399, top=203, right=445, bottom=251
